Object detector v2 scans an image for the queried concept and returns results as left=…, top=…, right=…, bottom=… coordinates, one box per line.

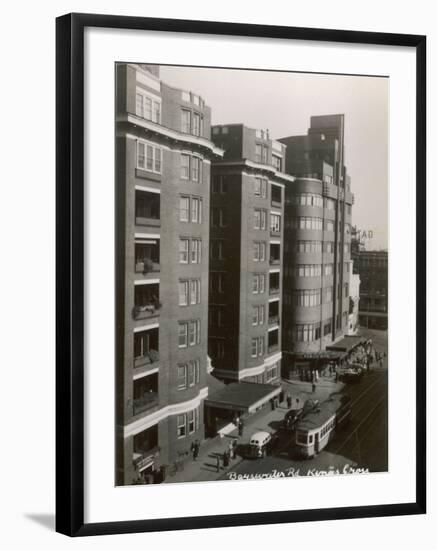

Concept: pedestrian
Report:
left=194, top=440, right=200, bottom=461
left=286, top=392, right=292, bottom=409
left=312, top=382, right=316, bottom=393
left=190, top=441, right=196, bottom=461
left=238, top=419, right=244, bottom=437
left=223, top=450, right=229, bottom=468
left=228, top=441, right=234, bottom=460
left=335, top=371, right=339, bottom=383
left=216, top=454, right=221, bottom=473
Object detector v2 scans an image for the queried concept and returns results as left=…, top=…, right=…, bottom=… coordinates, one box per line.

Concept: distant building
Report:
left=351, top=241, right=388, bottom=330
left=347, top=268, right=361, bottom=335
left=278, top=114, right=354, bottom=376
left=115, top=63, right=223, bottom=485
left=208, top=124, right=293, bottom=384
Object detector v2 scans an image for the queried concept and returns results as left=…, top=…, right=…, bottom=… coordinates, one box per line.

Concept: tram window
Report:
left=308, top=435, right=313, bottom=444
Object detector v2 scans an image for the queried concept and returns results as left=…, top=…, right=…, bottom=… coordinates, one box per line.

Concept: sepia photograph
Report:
left=115, top=62, right=389, bottom=487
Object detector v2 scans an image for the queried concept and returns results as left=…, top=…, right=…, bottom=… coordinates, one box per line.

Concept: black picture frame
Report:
left=56, top=12, right=426, bottom=537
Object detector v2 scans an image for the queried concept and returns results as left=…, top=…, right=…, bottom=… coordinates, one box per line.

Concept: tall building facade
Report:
left=279, top=115, right=354, bottom=375
left=208, top=124, right=293, bottom=384
left=351, top=240, right=388, bottom=330
left=116, top=64, right=223, bottom=485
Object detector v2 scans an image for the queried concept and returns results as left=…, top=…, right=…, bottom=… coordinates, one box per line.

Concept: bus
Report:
left=294, top=395, right=351, bottom=458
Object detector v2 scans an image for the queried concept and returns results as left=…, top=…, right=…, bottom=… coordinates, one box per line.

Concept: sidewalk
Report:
left=163, top=377, right=342, bottom=484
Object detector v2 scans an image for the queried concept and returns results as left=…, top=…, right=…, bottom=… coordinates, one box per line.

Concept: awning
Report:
left=326, top=335, right=367, bottom=354
left=205, top=382, right=282, bottom=414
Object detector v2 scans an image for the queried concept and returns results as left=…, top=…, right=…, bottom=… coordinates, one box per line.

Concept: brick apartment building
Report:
left=278, top=115, right=355, bottom=376
left=115, top=63, right=223, bottom=485
left=208, top=124, right=294, bottom=384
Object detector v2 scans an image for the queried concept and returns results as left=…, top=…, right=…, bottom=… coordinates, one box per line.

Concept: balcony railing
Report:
left=133, top=392, right=159, bottom=416
left=269, top=286, right=280, bottom=295
left=134, top=349, right=159, bottom=368
left=135, top=216, right=161, bottom=228
left=271, top=199, right=282, bottom=208
left=269, top=257, right=281, bottom=265
left=135, top=259, right=160, bottom=274
left=133, top=302, right=161, bottom=320
left=268, top=343, right=279, bottom=353
left=268, top=315, right=280, bottom=325
left=270, top=229, right=281, bottom=237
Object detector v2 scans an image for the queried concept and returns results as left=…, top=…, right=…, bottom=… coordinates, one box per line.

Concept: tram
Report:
left=294, top=395, right=351, bottom=458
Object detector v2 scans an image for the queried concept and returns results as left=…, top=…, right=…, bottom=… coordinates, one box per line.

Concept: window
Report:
left=252, top=273, right=266, bottom=294
left=181, top=109, right=191, bottom=133
left=290, top=217, right=323, bottom=230
left=179, top=279, right=201, bottom=306
left=251, top=338, right=257, bottom=357
left=272, top=154, right=282, bottom=171
left=179, top=281, right=189, bottom=306
left=211, top=207, right=227, bottom=227
left=344, top=243, right=350, bottom=253
left=252, top=305, right=265, bottom=326
left=255, top=143, right=268, bottom=164
left=294, top=241, right=323, bottom=253
left=179, top=239, right=189, bottom=263
left=180, top=154, right=190, bottom=179
left=324, top=287, right=333, bottom=303
left=178, top=360, right=200, bottom=390
left=177, top=414, right=187, bottom=438
left=179, top=197, right=190, bottom=222
left=325, top=198, right=336, bottom=210
left=324, top=242, right=335, bottom=253
left=191, top=239, right=202, bottom=264
left=254, top=209, right=267, bottom=230
left=254, top=177, right=267, bottom=198
left=270, top=213, right=281, bottom=233
left=190, top=279, right=201, bottom=304
left=324, top=264, right=334, bottom=276
left=210, top=272, right=226, bottom=293
left=266, top=364, right=279, bottom=382
left=344, top=283, right=349, bottom=297
left=253, top=242, right=266, bottom=262
left=324, top=318, right=332, bottom=336
left=192, top=113, right=202, bottom=136
left=191, top=197, right=201, bottom=223
left=192, top=156, right=202, bottom=182
left=211, top=239, right=225, bottom=260
left=251, top=336, right=265, bottom=357
left=293, top=323, right=322, bottom=342
left=293, top=289, right=322, bottom=307
left=212, top=176, right=228, bottom=194
left=178, top=323, right=188, bottom=348
left=294, top=264, right=322, bottom=277
left=325, top=220, right=335, bottom=232
left=136, top=89, right=161, bottom=123
left=137, top=141, right=162, bottom=174
left=288, top=193, right=323, bottom=207
left=177, top=365, right=187, bottom=390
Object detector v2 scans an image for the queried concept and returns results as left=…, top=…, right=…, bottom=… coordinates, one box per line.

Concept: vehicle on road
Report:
left=240, top=431, right=273, bottom=459
left=293, top=395, right=351, bottom=458
left=282, top=399, right=319, bottom=431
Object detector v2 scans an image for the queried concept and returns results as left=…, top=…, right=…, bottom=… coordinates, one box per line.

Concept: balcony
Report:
left=133, top=391, right=159, bottom=415
left=135, top=241, right=160, bottom=274
left=133, top=373, right=159, bottom=415
left=133, top=424, right=159, bottom=467
left=268, top=315, right=280, bottom=326
left=271, top=185, right=282, bottom=207
left=135, top=190, right=161, bottom=228
left=268, top=301, right=280, bottom=326
left=134, top=327, right=159, bottom=368
left=133, top=283, right=161, bottom=320
left=268, top=329, right=279, bottom=353
left=269, top=272, right=280, bottom=295
left=269, top=243, right=281, bottom=265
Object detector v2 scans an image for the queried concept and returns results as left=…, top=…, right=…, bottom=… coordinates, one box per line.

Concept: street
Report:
left=221, top=330, right=388, bottom=480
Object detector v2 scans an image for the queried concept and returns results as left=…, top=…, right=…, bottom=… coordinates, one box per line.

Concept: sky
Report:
left=161, top=65, right=389, bottom=250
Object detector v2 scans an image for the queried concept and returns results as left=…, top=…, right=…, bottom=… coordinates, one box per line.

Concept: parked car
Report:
left=241, top=431, right=273, bottom=459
